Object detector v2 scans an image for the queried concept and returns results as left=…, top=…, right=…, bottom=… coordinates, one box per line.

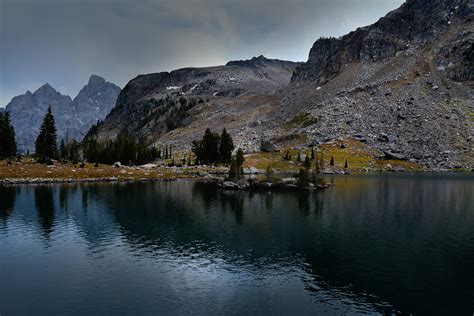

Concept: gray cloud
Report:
left=0, top=0, right=404, bottom=106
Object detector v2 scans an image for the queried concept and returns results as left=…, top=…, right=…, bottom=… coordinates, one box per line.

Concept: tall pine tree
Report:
left=0, top=112, right=17, bottom=159
left=235, top=148, right=245, bottom=179
left=59, top=139, right=67, bottom=160
left=219, top=128, right=234, bottom=164
left=35, top=106, right=58, bottom=160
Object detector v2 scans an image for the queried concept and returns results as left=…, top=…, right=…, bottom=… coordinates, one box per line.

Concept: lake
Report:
left=1, top=174, right=473, bottom=315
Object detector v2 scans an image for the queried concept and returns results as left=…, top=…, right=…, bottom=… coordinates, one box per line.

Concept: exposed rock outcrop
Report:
left=292, top=0, right=473, bottom=84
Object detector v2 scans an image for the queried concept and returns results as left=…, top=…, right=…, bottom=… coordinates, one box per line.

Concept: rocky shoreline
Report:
left=218, top=179, right=331, bottom=192
left=1, top=168, right=471, bottom=186
left=0, top=158, right=471, bottom=187
left=0, top=177, right=173, bottom=185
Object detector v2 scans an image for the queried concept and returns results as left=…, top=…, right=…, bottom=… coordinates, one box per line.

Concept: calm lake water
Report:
left=1, top=174, right=473, bottom=315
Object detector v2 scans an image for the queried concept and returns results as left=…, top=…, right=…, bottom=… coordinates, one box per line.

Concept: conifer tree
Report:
left=299, top=155, right=312, bottom=187
left=235, top=148, right=245, bottom=179
left=35, top=106, right=58, bottom=160
left=202, top=128, right=220, bottom=164
left=191, top=139, right=204, bottom=165
left=297, top=168, right=309, bottom=187
left=228, top=158, right=237, bottom=181
left=219, top=128, right=234, bottom=164
left=68, top=140, right=80, bottom=164
left=60, top=139, right=67, bottom=160
left=304, top=155, right=311, bottom=170
left=313, top=151, right=325, bottom=185
left=192, top=128, right=221, bottom=165
left=0, top=112, right=16, bottom=159
left=330, top=156, right=335, bottom=166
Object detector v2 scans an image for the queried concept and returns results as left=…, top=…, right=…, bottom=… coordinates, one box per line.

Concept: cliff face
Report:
left=279, top=0, right=474, bottom=169
left=5, top=75, right=120, bottom=152
left=71, top=75, right=121, bottom=137
left=292, top=0, right=473, bottom=84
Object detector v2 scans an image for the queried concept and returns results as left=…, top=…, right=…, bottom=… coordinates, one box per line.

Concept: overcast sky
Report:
left=0, top=0, right=405, bottom=107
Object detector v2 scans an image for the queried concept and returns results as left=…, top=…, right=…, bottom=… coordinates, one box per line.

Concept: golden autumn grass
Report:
left=1, top=139, right=423, bottom=182
left=244, top=138, right=423, bottom=173
left=0, top=159, right=218, bottom=182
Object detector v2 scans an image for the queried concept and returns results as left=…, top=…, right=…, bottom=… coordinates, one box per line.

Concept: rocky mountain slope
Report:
left=86, top=0, right=473, bottom=169
left=5, top=75, right=120, bottom=152
left=85, top=56, right=299, bottom=143
left=280, top=0, right=473, bottom=169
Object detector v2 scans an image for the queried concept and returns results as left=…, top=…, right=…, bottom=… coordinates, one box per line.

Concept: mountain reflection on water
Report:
left=0, top=174, right=473, bottom=315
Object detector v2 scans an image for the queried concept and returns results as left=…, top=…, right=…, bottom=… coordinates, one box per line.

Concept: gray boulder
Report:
left=261, top=140, right=279, bottom=152
left=384, top=151, right=407, bottom=160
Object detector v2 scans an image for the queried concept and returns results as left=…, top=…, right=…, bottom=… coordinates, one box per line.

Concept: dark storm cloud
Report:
left=0, top=0, right=404, bottom=106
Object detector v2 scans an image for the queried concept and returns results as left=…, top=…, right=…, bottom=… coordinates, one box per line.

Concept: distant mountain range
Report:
left=85, top=0, right=473, bottom=169
left=4, top=75, right=120, bottom=152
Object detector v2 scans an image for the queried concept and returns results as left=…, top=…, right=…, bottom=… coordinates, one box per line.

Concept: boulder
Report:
left=378, top=134, right=389, bottom=142
left=243, top=166, right=260, bottom=174
left=139, top=163, right=157, bottom=169
left=261, top=141, right=279, bottom=152
left=222, top=181, right=238, bottom=189
left=384, top=151, right=407, bottom=160
left=353, top=134, right=367, bottom=143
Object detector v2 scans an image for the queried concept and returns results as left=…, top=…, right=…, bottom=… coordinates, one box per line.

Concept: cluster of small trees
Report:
left=297, top=150, right=325, bottom=187
left=191, top=128, right=235, bottom=165
left=0, top=112, right=16, bottom=159
left=83, top=132, right=160, bottom=165
left=60, top=139, right=80, bottom=163
left=32, top=106, right=160, bottom=166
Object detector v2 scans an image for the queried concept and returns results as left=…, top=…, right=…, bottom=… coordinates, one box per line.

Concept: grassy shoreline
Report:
left=0, top=160, right=228, bottom=184
left=1, top=139, right=469, bottom=185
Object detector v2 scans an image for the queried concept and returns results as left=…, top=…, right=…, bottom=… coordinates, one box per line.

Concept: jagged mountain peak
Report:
left=34, top=83, right=58, bottom=94
left=6, top=76, right=121, bottom=152
left=88, top=74, right=107, bottom=86
left=226, top=55, right=296, bottom=68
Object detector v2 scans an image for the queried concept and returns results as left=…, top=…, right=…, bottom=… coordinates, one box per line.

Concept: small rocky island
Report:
left=218, top=178, right=330, bottom=192
left=218, top=147, right=332, bottom=192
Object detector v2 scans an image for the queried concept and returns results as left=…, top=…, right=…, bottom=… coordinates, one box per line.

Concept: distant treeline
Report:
left=83, top=132, right=161, bottom=165
left=3, top=104, right=242, bottom=168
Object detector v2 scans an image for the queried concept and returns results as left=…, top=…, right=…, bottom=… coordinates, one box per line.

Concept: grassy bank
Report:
left=245, top=139, right=423, bottom=173
left=0, top=139, right=425, bottom=184
left=0, top=159, right=227, bottom=183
